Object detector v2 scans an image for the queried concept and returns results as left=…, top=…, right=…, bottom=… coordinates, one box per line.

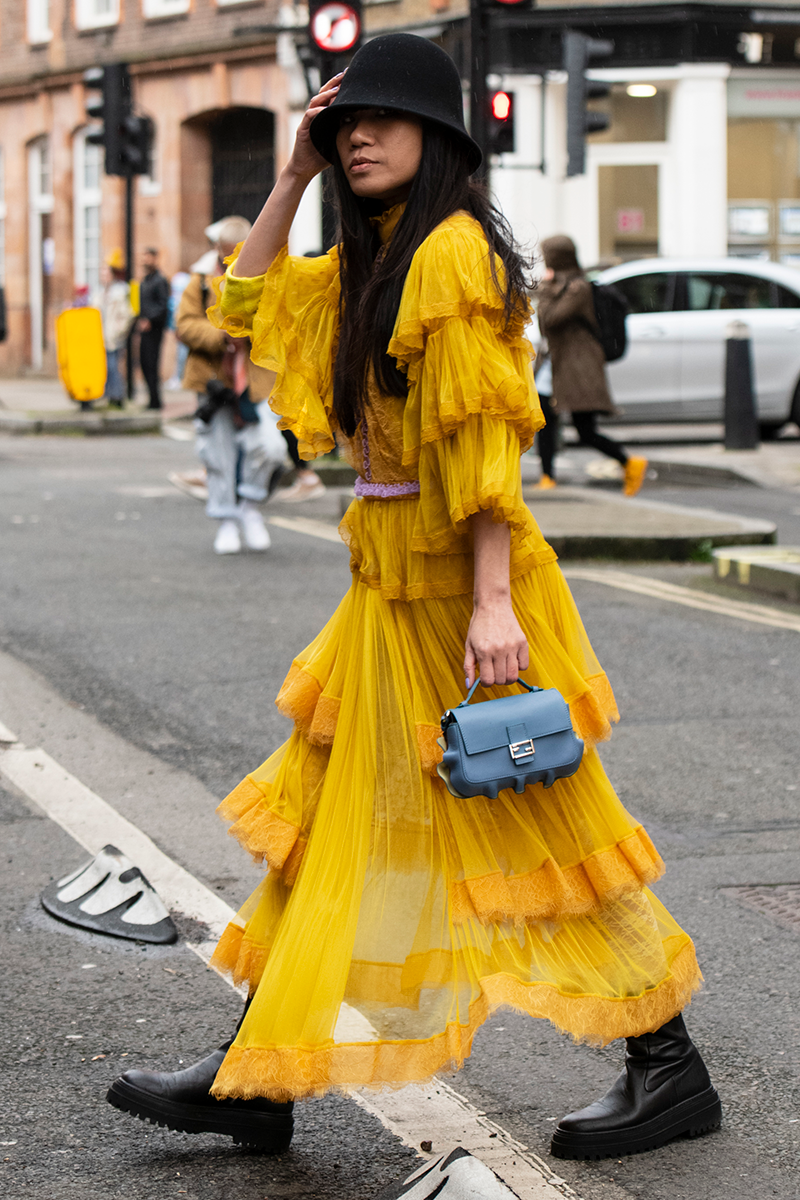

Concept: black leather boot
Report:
left=550, top=1014, right=721, bottom=1160
left=107, top=1025, right=293, bottom=1153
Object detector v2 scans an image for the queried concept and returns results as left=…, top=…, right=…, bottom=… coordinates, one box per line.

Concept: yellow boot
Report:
left=623, top=457, right=648, bottom=497
left=535, top=474, right=557, bottom=491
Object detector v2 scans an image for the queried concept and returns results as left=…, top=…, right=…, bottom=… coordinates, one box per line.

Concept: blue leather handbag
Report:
left=437, top=678, right=584, bottom=800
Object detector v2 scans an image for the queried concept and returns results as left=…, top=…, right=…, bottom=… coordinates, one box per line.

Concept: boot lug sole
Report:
left=106, top=1080, right=293, bottom=1153
left=550, top=1086, right=722, bottom=1161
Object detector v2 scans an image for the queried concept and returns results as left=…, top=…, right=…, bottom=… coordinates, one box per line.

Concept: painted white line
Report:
left=267, top=514, right=344, bottom=544
left=161, top=423, right=195, bottom=442
left=0, top=734, right=575, bottom=1200
left=0, top=719, right=18, bottom=744
left=354, top=1082, right=577, bottom=1199
left=563, top=568, right=800, bottom=633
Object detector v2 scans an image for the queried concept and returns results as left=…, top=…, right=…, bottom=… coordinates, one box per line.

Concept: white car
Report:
left=592, top=258, right=800, bottom=436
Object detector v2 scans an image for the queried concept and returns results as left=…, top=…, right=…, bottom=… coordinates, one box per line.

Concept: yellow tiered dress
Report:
left=206, top=206, right=702, bottom=1102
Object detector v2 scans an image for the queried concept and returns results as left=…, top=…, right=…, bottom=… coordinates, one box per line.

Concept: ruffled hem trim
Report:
left=448, top=827, right=664, bottom=927
left=275, top=662, right=340, bottom=745
left=401, top=362, right=540, bottom=468
left=351, top=548, right=553, bottom=601
left=209, top=939, right=701, bottom=1100
left=217, top=778, right=300, bottom=870
left=212, top=247, right=338, bottom=460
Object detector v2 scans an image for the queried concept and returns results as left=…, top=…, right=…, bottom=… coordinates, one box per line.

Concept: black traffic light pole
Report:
left=470, top=0, right=488, bottom=177
left=84, top=62, right=154, bottom=400
left=125, top=173, right=135, bottom=400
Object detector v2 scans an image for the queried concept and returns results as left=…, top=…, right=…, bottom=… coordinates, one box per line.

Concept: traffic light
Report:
left=83, top=63, right=153, bottom=177
left=84, top=63, right=129, bottom=176
left=122, top=113, right=154, bottom=178
left=308, top=0, right=361, bottom=55
left=563, top=31, right=614, bottom=177
left=488, top=90, right=515, bottom=155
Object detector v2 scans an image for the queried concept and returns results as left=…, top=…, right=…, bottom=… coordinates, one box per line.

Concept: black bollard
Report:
left=724, top=320, right=759, bottom=450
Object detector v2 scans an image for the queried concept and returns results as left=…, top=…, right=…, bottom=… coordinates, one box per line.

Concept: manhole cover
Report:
left=722, top=884, right=800, bottom=933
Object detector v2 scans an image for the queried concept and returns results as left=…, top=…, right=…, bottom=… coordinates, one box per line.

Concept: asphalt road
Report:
left=1, top=433, right=798, bottom=1200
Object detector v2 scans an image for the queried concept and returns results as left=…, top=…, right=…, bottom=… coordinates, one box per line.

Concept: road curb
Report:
left=643, top=457, right=763, bottom=488
left=546, top=527, right=775, bottom=560
left=0, top=411, right=162, bottom=435
left=712, top=545, right=800, bottom=603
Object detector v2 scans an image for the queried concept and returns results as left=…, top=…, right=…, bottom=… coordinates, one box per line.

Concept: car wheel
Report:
left=758, top=421, right=784, bottom=441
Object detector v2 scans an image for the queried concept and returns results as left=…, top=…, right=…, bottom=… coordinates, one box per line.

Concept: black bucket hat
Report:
left=310, top=33, right=482, bottom=175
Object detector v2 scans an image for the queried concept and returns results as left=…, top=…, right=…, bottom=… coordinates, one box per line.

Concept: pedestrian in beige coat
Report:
left=536, top=235, right=647, bottom=496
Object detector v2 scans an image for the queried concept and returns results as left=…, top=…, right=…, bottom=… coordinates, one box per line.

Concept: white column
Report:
left=668, top=63, right=730, bottom=257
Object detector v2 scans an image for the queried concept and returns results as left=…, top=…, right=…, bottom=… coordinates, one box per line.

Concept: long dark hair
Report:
left=330, top=122, right=532, bottom=437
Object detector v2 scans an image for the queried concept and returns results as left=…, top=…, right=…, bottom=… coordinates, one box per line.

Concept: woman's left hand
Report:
left=464, top=598, right=529, bottom=688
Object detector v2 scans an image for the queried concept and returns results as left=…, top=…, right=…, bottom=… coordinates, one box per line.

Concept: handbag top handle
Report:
left=457, top=677, right=542, bottom=709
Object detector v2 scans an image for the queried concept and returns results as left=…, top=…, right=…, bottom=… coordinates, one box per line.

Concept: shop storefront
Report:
left=487, top=3, right=800, bottom=268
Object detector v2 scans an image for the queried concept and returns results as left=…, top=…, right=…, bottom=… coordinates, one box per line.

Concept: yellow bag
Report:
left=56, top=307, right=107, bottom=402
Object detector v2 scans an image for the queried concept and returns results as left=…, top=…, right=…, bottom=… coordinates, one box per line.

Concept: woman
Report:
left=99, top=250, right=135, bottom=408
left=107, top=35, right=719, bottom=1163
left=537, top=236, right=648, bottom=496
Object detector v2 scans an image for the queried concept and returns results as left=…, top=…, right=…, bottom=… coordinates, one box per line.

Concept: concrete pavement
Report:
left=0, top=377, right=195, bottom=434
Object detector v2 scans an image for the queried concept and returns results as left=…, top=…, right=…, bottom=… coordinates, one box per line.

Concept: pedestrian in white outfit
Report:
left=176, top=216, right=285, bottom=554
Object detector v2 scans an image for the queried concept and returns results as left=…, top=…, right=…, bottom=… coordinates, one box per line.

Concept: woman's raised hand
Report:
left=287, top=74, right=344, bottom=182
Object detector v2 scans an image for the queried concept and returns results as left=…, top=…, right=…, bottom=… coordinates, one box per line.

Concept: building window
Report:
left=28, top=0, right=52, bottom=43
left=75, top=0, right=120, bottom=30
left=142, top=0, right=190, bottom=19
left=74, top=132, right=103, bottom=299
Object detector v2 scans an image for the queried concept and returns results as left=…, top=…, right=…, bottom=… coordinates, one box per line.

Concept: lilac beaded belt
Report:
left=354, top=477, right=420, bottom=499
left=356, top=422, right=420, bottom=499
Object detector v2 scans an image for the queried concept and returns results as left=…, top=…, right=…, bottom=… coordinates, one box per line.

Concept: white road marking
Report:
left=563, top=567, right=800, bottom=633
left=0, top=719, right=18, bottom=744
left=354, top=1083, right=577, bottom=1199
left=161, top=424, right=195, bottom=442
left=267, top=514, right=344, bottom=544
left=0, top=733, right=576, bottom=1200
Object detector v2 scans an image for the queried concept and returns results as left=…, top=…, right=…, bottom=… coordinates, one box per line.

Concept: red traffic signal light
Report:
left=309, top=2, right=361, bottom=53
left=491, top=91, right=512, bottom=122
left=488, top=91, right=515, bottom=154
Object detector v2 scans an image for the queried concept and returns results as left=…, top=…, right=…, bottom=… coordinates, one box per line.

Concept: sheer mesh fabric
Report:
left=205, top=208, right=702, bottom=1102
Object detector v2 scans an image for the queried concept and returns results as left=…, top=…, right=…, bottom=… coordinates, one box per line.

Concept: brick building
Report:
left=0, top=0, right=466, bottom=375
left=4, top=0, right=800, bottom=376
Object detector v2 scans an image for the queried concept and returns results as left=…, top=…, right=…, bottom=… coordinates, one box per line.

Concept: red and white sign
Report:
left=310, top=3, right=361, bottom=53
left=616, top=208, right=645, bottom=235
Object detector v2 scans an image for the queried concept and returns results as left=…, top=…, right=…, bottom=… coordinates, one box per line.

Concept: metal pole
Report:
left=125, top=172, right=135, bottom=401
left=470, top=0, right=488, bottom=175
left=724, top=320, right=759, bottom=450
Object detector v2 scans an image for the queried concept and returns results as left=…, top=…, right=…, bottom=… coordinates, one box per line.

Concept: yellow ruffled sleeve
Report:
left=208, top=243, right=340, bottom=459
left=388, top=216, right=543, bottom=556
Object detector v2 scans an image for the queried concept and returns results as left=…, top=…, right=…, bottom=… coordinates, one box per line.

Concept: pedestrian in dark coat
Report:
left=138, top=247, right=170, bottom=410
left=536, top=235, right=647, bottom=496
